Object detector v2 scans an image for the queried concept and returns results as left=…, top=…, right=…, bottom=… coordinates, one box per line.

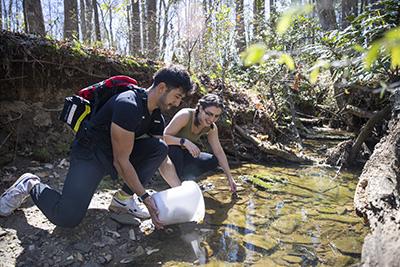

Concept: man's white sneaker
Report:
left=109, top=192, right=150, bottom=219
left=0, top=173, right=40, bottom=216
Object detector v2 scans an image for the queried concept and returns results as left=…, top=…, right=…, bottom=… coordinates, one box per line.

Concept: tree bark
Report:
left=64, top=0, right=79, bottom=40
left=341, top=0, right=358, bottom=28
left=253, top=0, right=265, bottom=39
left=235, top=0, right=246, bottom=53
left=85, top=0, right=93, bottom=43
left=0, top=0, right=2, bottom=30
left=354, top=116, right=400, bottom=266
left=131, top=0, right=141, bottom=55
left=146, top=0, right=158, bottom=59
left=92, top=0, right=101, bottom=42
left=80, top=0, right=87, bottom=42
left=316, top=0, right=337, bottom=31
left=7, top=0, right=12, bottom=30
left=23, top=0, right=45, bottom=35
left=348, top=106, right=391, bottom=163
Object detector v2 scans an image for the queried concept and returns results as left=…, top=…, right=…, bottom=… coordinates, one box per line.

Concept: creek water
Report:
left=139, top=162, right=367, bottom=266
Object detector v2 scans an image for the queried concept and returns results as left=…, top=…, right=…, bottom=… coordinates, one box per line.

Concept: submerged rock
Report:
left=243, top=234, right=278, bottom=252
left=316, top=214, right=361, bottom=224
left=332, top=237, right=362, bottom=255
left=271, top=214, right=301, bottom=234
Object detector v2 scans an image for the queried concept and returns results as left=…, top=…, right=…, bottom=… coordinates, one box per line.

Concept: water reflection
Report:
left=144, top=164, right=367, bottom=266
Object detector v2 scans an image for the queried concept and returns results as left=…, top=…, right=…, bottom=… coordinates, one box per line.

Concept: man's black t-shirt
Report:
left=88, top=89, right=165, bottom=156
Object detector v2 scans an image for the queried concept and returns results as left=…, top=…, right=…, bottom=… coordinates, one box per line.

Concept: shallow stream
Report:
left=139, top=163, right=367, bottom=266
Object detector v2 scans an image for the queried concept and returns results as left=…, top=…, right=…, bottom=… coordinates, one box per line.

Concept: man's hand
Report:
left=184, top=140, right=201, bottom=158
left=143, top=197, right=164, bottom=229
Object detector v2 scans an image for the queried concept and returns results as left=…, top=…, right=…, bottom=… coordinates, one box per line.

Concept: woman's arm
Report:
left=164, top=109, right=200, bottom=157
left=207, top=125, right=237, bottom=192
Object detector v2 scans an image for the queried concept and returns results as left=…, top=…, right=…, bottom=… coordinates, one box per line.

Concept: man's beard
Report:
left=158, top=93, right=171, bottom=112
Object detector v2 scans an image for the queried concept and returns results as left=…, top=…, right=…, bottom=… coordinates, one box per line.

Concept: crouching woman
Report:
left=163, top=94, right=236, bottom=192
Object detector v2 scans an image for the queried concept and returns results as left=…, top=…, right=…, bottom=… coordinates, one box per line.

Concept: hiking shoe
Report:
left=0, top=173, right=40, bottom=216
left=109, top=191, right=150, bottom=219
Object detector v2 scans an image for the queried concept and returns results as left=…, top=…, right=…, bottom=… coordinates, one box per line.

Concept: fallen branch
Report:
left=349, top=105, right=391, bottom=163
left=234, top=125, right=314, bottom=164
left=344, top=104, right=375, bottom=119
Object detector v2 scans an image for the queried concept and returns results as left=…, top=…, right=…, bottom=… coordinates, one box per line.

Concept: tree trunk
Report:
left=131, top=0, right=141, bottom=55
left=0, top=0, right=2, bottom=30
left=147, top=0, right=158, bottom=59
left=92, top=0, right=101, bottom=42
left=354, top=116, right=400, bottom=266
left=341, top=0, right=357, bottom=28
left=80, top=0, right=87, bottom=42
left=235, top=0, right=246, bottom=53
left=316, top=0, right=337, bottom=31
left=7, top=0, right=12, bottom=30
left=159, top=0, right=171, bottom=60
left=109, top=5, right=114, bottom=48
left=85, top=0, right=93, bottom=42
left=23, top=0, right=45, bottom=35
left=253, top=0, right=265, bottom=39
left=64, top=0, right=79, bottom=40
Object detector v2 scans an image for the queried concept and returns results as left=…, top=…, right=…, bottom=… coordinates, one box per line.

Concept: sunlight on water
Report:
left=147, top=163, right=367, bottom=266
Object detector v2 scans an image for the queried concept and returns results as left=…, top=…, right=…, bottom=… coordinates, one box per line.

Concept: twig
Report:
left=0, top=132, right=12, bottom=150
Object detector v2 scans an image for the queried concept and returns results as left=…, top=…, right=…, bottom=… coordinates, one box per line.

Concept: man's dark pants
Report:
left=30, top=137, right=167, bottom=228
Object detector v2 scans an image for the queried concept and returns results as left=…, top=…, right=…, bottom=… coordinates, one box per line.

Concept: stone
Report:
left=110, top=213, right=141, bottom=226
left=271, top=214, right=301, bottom=234
left=282, top=255, right=303, bottom=264
left=316, top=214, right=361, bottom=224
left=332, top=237, right=362, bottom=255
left=243, top=234, right=278, bottom=252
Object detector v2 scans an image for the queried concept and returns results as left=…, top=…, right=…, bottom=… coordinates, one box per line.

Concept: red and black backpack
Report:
left=60, top=76, right=139, bottom=132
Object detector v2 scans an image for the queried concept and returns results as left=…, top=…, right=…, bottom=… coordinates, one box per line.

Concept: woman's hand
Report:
left=184, top=140, right=201, bottom=158
left=143, top=197, right=164, bottom=229
left=228, top=177, right=237, bottom=193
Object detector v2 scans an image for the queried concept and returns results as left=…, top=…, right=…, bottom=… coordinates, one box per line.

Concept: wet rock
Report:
left=271, top=214, right=301, bottom=234
left=332, top=237, right=362, bottom=255
left=279, top=234, right=318, bottom=245
left=252, top=257, right=281, bottom=267
left=243, top=234, right=278, bottom=252
left=110, top=213, right=141, bottom=226
left=317, top=207, right=337, bottom=214
left=283, top=255, right=303, bottom=264
left=316, top=214, right=360, bottom=224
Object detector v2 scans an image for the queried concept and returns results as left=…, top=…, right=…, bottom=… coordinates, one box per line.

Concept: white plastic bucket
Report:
left=152, top=181, right=205, bottom=225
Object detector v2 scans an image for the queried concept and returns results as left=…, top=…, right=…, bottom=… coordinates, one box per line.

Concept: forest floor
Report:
left=0, top=156, right=198, bottom=267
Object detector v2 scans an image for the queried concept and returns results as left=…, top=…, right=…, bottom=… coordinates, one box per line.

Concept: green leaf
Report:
left=310, top=68, right=319, bottom=84
left=240, top=43, right=267, bottom=66
left=278, top=53, right=295, bottom=70
left=276, top=4, right=313, bottom=35
left=353, top=44, right=365, bottom=52
left=364, top=42, right=380, bottom=69
left=390, top=46, right=400, bottom=69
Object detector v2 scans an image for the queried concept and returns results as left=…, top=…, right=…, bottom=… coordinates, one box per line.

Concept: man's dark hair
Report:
left=153, top=65, right=193, bottom=94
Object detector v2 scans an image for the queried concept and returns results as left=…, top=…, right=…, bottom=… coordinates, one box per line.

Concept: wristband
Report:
left=180, top=138, right=186, bottom=146
left=138, top=192, right=150, bottom=202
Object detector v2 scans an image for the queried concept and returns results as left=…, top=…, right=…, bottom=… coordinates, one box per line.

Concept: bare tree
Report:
left=131, top=0, right=141, bottom=55
left=7, top=0, right=12, bottom=30
left=92, top=0, right=101, bottom=41
left=64, top=0, right=79, bottom=39
left=253, top=0, right=265, bottom=39
left=0, top=0, right=3, bottom=29
left=235, top=0, right=246, bottom=53
left=85, top=0, right=93, bottom=42
left=341, top=0, right=358, bottom=28
left=80, top=0, right=87, bottom=41
left=23, top=0, right=45, bottom=35
left=147, top=0, right=158, bottom=58
left=316, top=0, right=337, bottom=31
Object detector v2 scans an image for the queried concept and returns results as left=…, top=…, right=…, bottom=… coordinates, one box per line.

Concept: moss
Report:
left=32, top=147, right=51, bottom=162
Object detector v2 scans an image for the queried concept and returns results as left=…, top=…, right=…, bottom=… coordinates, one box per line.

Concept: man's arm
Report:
left=111, top=122, right=163, bottom=229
